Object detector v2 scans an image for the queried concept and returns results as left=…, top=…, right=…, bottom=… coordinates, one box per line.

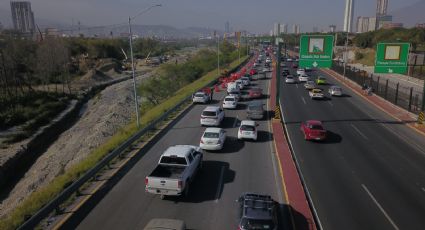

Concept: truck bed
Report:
left=149, top=165, right=186, bottom=179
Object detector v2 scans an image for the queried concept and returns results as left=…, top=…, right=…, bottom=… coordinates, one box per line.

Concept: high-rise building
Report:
left=376, top=0, right=388, bottom=15
left=356, top=17, right=370, bottom=33
left=273, top=23, right=280, bottom=36
left=280, top=24, right=287, bottom=34
left=292, top=24, right=300, bottom=34
left=368, top=17, right=377, bottom=31
left=329, top=25, right=337, bottom=33
left=343, top=0, right=354, bottom=32
left=225, top=21, right=230, bottom=33
left=10, top=1, right=35, bottom=34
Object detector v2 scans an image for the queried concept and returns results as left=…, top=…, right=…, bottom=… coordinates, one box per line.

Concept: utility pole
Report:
left=217, top=34, right=220, bottom=76
left=128, top=17, right=140, bottom=127
left=276, top=40, right=282, bottom=106
left=343, top=31, right=349, bottom=81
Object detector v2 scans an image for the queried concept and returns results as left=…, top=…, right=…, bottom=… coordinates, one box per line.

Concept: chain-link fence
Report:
left=331, top=61, right=424, bottom=114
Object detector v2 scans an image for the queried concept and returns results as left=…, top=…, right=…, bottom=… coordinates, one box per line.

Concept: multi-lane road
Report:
left=279, top=63, right=425, bottom=230
left=73, top=64, right=290, bottom=229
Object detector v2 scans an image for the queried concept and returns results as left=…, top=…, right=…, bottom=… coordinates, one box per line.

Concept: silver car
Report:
left=329, top=85, right=343, bottom=96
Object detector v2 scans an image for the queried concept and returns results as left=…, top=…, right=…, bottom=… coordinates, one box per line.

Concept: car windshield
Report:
left=240, top=125, right=255, bottom=131
left=195, top=93, right=205, bottom=97
left=248, top=105, right=262, bottom=111
left=225, top=97, right=235, bottom=101
left=203, top=132, right=219, bottom=138
left=202, top=111, right=217, bottom=117
left=160, top=156, right=187, bottom=165
left=241, top=218, right=274, bottom=229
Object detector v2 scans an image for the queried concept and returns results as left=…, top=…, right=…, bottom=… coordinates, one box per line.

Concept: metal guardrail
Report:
left=18, top=57, right=250, bottom=230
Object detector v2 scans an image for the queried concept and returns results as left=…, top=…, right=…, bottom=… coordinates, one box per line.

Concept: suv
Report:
left=237, top=193, right=278, bottom=230
left=246, top=101, right=264, bottom=120
left=200, top=106, right=225, bottom=126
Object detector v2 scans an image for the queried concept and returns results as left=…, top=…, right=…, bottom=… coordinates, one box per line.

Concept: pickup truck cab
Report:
left=145, top=145, right=203, bottom=199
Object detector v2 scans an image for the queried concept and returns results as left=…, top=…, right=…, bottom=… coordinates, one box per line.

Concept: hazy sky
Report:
left=0, top=0, right=423, bottom=33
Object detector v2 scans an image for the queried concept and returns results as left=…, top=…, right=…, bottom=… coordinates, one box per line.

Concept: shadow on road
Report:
left=278, top=203, right=312, bottom=230
left=170, top=160, right=235, bottom=203
left=219, top=136, right=245, bottom=153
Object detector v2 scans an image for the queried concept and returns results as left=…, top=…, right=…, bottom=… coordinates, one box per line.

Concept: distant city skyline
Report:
left=0, top=0, right=423, bottom=34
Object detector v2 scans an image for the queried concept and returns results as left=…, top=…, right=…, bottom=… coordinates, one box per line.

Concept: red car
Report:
left=250, top=69, right=257, bottom=75
left=300, top=120, right=327, bottom=141
left=292, top=63, right=299, bottom=69
left=248, top=87, right=263, bottom=99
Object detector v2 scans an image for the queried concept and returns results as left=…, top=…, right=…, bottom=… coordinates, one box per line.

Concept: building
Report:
left=45, top=28, right=59, bottom=38
left=292, top=24, right=300, bottom=34
left=368, top=17, right=377, bottom=31
left=280, top=24, right=288, bottom=34
left=356, top=17, right=369, bottom=33
left=382, top=23, right=403, bottom=29
left=343, top=0, right=354, bottom=32
left=376, top=0, right=390, bottom=30
left=273, top=23, right=280, bottom=36
left=416, top=23, right=425, bottom=29
left=376, top=0, right=388, bottom=16
left=225, top=21, right=230, bottom=34
left=329, top=25, right=336, bottom=33
left=10, top=1, right=35, bottom=34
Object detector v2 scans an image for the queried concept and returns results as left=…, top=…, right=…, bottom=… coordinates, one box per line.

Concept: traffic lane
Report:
left=77, top=77, right=285, bottom=229
left=280, top=70, right=425, bottom=229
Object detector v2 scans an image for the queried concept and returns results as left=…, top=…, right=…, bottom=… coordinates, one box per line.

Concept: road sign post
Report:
left=374, top=43, right=410, bottom=74
left=299, top=35, right=334, bottom=69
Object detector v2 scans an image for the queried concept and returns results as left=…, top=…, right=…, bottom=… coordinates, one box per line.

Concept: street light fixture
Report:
left=128, top=4, right=162, bottom=127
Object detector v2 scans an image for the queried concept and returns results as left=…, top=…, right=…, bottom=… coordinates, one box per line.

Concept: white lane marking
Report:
left=351, top=124, right=368, bottom=140
left=421, top=187, right=425, bottom=193
left=328, top=101, right=334, bottom=106
left=295, top=84, right=299, bottom=88
left=362, top=184, right=400, bottom=230
left=233, top=115, right=239, bottom=128
left=215, top=166, right=225, bottom=203
left=301, top=97, right=307, bottom=105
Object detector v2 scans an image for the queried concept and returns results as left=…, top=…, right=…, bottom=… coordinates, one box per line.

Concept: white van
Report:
left=200, top=106, right=225, bottom=126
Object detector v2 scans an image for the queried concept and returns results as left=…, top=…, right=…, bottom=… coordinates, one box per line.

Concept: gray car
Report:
left=246, top=102, right=265, bottom=120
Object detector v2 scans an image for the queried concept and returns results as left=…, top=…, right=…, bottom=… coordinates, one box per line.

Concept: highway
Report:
left=73, top=64, right=290, bottom=229
left=279, top=63, right=425, bottom=230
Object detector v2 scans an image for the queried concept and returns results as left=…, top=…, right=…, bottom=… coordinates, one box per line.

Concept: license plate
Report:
left=243, top=132, right=251, bottom=135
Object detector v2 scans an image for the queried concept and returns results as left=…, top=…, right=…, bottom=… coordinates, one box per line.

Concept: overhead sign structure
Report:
left=374, top=43, right=410, bottom=74
left=299, top=35, right=334, bottom=68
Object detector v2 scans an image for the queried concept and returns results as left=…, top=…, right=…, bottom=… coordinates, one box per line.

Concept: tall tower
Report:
left=376, top=0, right=388, bottom=15
left=10, top=1, right=35, bottom=34
left=343, top=0, right=354, bottom=32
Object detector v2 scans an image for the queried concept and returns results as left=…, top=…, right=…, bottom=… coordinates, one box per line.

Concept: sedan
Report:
left=304, top=81, right=316, bottom=90
left=298, top=74, right=310, bottom=82
left=316, top=76, right=326, bottom=85
left=248, top=87, right=263, bottom=99
left=200, top=128, right=226, bottom=150
left=285, top=75, right=296, bottom=84
left=300, top=120, right=327, bottom=141
left=250, top=69, right=257, bottom=75
left=238, top=120, right=258, bottom=141
left=222, top=96, right=237, bottom=109
left=309, top=88, right=325, bottom=99
left=296, top=68, right=305, bottom=75
left=329, top=85, right=343, bottom=96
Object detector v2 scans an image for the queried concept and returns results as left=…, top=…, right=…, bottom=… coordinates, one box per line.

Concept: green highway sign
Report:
left=374, top=43, right=410, bottom=74
left=299, top=35, right=334, bottom=68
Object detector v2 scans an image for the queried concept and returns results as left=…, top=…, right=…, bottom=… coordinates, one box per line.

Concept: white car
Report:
left=200, top=128, right=226, bottom=151
left=329, top=86, right=343, bottom=96
left=238, top=120, right=258, bottom=141
left=228, top=91, right=241, bottom=101
left=235, top=79, right=244, bottom=90
left=304, top=81, right=316, bottom=90
left=296, top=68, right=306, bottom=75
left=298, top=74, right=310, bottom=82
left=240, top=77, right=250, bottom=86
left=263, top=67, right=271, bottom=72
left=227, top=82, right=240, bottom=93
left=192, top=92, right=211, bottom=104
left=223, top=96, right=237, bottom=109
left=265, top=58, right=272, bottom=63
left=285, top=75, right=296, bottom=84
left=200, top=106, right=225, bottom=126
left=309, top=88, right=325, bottom=99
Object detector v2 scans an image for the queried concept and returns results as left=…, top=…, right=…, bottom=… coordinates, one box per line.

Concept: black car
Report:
left=237, top=193, right=278, bottom=230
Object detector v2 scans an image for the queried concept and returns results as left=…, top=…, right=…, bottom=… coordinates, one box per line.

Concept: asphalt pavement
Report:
left=279, top=63, right=425, bottom=230
left=73, top=68, right=289, bottom=229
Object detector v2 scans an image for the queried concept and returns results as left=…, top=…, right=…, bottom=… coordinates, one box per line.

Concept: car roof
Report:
left=203, top=106, right=220, bottom=111
left=240, top=120, right=256, bottom=126
left=306, top=120, right=323, bottom=125
left=240, top=193, right=275, bottom=220
left=204, top=127, right=222, bottom=133
left=225, top=95, right=236, bottom=99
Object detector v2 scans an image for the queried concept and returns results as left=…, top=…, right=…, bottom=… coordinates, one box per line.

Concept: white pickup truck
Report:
left=145, top=145, right=203, bottom=199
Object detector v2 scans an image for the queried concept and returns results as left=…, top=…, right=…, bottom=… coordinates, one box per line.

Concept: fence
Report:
left=331, top=61, right=424, bottom=114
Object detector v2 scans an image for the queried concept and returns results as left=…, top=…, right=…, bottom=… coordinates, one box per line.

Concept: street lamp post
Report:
left=217, top=34, right=220, bottom=77
left=128, top=4, right=161, bottom=127
left=343, top=31, right=349, bottom=81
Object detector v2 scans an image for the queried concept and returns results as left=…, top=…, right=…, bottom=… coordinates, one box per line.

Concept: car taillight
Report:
left=145, top=177, right=148, bottom=185
left=178, top=180, right=183, bottom=189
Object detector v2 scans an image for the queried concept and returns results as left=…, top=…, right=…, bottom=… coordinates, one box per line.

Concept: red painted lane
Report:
left=269, top=53, right=317, bottom=230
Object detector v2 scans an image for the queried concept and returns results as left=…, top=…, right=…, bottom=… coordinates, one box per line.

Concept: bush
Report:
left=355, top=51, right=364, bottom=60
